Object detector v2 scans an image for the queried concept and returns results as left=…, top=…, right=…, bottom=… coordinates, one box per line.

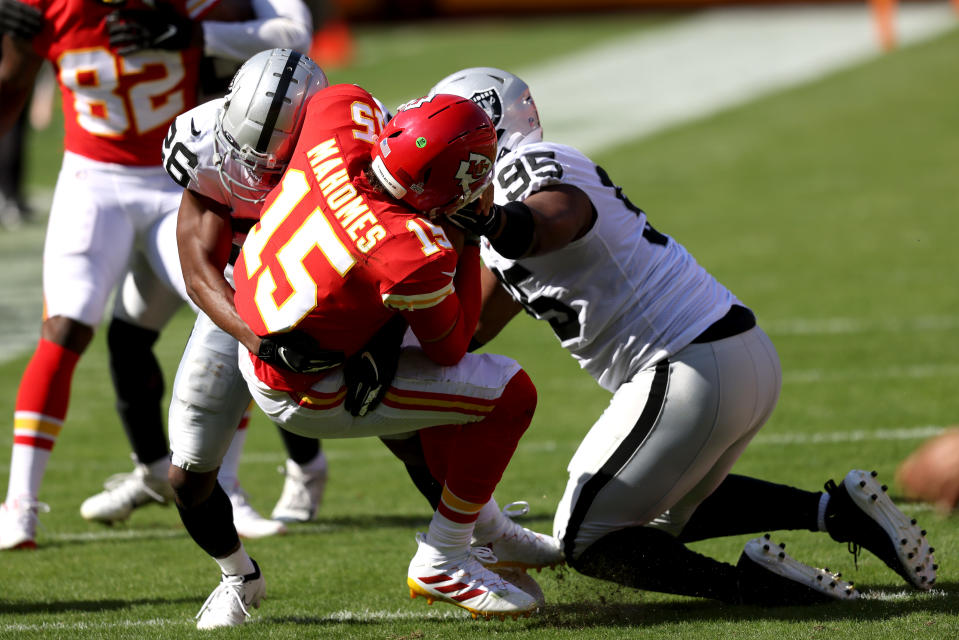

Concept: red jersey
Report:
left=28, top=0, right=219, bottom=166
left=234, top=84, right=468, bottom=391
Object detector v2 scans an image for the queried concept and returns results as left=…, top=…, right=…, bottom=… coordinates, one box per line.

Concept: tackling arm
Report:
left=450, top=183, right=595, bottom=259
left=176, top=188, right=263, bottom=354
left=472, top=266, right=523, bottom=348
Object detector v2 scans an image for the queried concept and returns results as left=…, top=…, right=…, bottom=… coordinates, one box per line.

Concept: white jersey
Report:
left=160, top=99, right=263, bottom=236
left=481, top=141, right=740, bottom=391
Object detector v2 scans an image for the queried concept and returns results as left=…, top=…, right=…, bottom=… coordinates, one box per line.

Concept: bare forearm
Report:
left=185, top=265, right=261, bottom=353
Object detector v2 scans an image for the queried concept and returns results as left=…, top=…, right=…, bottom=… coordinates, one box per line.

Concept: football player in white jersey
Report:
left=78, top=1, right=322, bottom=538
left=433, top=67, right=938, bottom=604
left=158, top=50, right=338, bottom=567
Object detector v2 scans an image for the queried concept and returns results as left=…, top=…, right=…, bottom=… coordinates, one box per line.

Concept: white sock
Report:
left=426, top=511, right=475, bottom=556
left=214, top=543, right=256, bottom=577
left=471, top=498, right=503, bottom=543
left=6, top=443, right=50, bottom=502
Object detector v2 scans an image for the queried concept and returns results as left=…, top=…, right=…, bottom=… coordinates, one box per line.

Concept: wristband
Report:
left=488, top=201, right=535, bottom=259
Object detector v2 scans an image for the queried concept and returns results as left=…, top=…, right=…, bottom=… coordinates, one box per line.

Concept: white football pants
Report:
left=553, top=325, right=782, bottom=560
left=44, top=151, right=190, bottom=329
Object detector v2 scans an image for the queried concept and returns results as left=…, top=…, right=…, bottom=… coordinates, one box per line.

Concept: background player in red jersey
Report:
left=175, top=88, right=561, bottom=627
left=0, top=0, right=307, bottom=548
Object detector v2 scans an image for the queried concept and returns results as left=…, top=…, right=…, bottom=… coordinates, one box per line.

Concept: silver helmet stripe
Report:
left=255, top=51, right=302, bottom=153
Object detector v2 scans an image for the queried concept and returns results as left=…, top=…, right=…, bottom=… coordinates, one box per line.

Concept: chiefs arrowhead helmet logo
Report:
left=454, top=152, right=492, bottom=201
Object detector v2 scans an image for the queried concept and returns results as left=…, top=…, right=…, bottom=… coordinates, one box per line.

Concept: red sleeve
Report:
left=403, top=245, right=481, bottom=366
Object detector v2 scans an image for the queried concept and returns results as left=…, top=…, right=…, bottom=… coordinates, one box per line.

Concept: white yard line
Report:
left=0, top=609, right=467, bottom=633
left=0, top=425, right=946, bottom=474
left=527, top=3, right=957, bottom=154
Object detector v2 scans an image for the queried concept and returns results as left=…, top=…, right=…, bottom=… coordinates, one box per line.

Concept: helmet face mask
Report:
left=370, top=93, right=497, bottom=220
left=214, top=48, right=328, bottom=204
left=431, top=67, right=542, bottom=159
left=214, top=133, right=285, bottom=203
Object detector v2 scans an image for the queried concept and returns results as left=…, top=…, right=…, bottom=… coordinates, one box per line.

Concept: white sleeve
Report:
left=202, top=0, right=313, bottom=61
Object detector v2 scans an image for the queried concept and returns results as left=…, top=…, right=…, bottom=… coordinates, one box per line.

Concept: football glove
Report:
left=106, top=6, right=197, bottom=56
left=0, top=0, right=42, bottom=40
left=447, top=200, right=502, bottom=239
left=257, top=330, right=344, bottom=375
left=343, top=314, right=407, bottom=417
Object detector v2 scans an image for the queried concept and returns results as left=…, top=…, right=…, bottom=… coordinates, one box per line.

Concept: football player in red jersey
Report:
left=176, top=88, right=560, bottom=627
left=0, top=0, right=312, bottom=548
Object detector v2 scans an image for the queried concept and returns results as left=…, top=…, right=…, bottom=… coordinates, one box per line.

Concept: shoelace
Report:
left=472, top=545, right=499, bottom=566
left=501, top=501, right=530, bottom=519
left=10, top=499, right=50, bottom=526
left=195, top=576, right=252, bottom=622
left=2, top=499, right=50, bottom=541
left=823, top=479, right=862, bottom=570
left=464, top=546, right=513, bottom=592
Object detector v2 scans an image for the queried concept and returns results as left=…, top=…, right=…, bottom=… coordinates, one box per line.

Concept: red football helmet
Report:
left=370, top=93, right=496, bottom=218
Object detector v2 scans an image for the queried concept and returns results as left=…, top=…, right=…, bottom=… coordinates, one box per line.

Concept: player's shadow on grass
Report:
left=0, top=596, right=199, bottom=616
left=529, top=582, right=959, bottom=628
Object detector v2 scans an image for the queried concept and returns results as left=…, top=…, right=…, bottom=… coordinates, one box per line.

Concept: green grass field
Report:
left=3, top=10, right=959, bottom=639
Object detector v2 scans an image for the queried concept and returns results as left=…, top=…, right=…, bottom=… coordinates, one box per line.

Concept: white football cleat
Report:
left=229, top=487, right=286, bottom=539
left=824, top=469, right=937, bottom=589
left=0, top=498, right=49, bottom=550
left=491, top=566, right=546, bottom=607
left=80, top=461, right=173, bottom=524
left=195, top=559, right=266, bottom=629
left=475, top=501, right=564, bottom=571
left=271, top=455, right=327, bottom=523
left=407, top=533, right=538, bottom=619
left=738, top=534, right=859, bottom=605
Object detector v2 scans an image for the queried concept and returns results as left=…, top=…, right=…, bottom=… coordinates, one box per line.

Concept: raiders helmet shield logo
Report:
left=455, top=152, right=492, bottom=201
left=469, top=88, right=503, bottom=129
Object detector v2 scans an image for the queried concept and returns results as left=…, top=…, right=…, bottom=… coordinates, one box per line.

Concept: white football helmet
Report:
left=431, top=67, right=542, bottom=158
left=215, top=49, right=328, bottom=203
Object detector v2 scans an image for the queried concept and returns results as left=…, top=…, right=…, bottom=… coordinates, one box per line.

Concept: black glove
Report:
left=343, top=314, right=407, bottom=417
left=257, top=330, right=344, bottom=375
left=447, top=200, right=502, bottom=239
left=0, top=0, right=42, bottom=40
left=106, top=6, right=197, bottom=56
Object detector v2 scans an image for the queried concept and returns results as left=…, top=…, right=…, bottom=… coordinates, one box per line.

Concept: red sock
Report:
left=426, top=370, right=536, bottom=508
left=7, top=339, right=81, bottom=499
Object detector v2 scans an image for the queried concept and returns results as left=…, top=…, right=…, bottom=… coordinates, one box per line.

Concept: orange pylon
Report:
left=870, top=0, right=897, bottom=51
